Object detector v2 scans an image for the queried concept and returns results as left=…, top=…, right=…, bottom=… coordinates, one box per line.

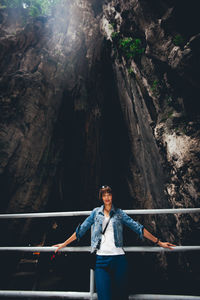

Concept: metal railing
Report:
left=0, top=207, right=200, bottom=219
left=0, top=290, right=200, bottom=299
left=0, top=208, right=200, bottom=299
left=0, top=245, right=200, bottom=253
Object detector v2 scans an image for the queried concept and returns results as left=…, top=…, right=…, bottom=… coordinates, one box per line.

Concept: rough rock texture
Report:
left=0, top=0, right=199, bottom=295
left=100, top=0, right=200, bottom=242
left=0, top=1, right=105, bottom=242
left=100, top=0, right=200, bottom=292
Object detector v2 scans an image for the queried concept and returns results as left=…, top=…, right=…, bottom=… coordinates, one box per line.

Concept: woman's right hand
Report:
left=52, top=242, right=66, bottom=253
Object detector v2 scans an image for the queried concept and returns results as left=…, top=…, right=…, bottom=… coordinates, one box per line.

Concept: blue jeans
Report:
left=95, top=255, right=128, bottom=300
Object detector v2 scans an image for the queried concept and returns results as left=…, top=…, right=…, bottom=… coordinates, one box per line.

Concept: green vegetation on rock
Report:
left=173, top=34, right=185, bottom=46
left=119, top=37, right=145, bottom=59
left=128, top=67, right=134, bottom=75
left=111, top=31, right=120, bottom=39
left=0, top=0, right=58, bottom=16
left=150, top=80, right=159, bottom=96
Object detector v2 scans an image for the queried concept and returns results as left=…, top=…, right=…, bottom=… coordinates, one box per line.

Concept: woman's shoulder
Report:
left=93, top=206, right=101, bottom=210
left=114, top=208, right=128, bottom=217
left=114, top=208, right=124, bottom=216
left=115, top=207, right=123, bottom=213
left=92, top=206, right=102, bottom=213
left=88, top=207, right=100, bottom=219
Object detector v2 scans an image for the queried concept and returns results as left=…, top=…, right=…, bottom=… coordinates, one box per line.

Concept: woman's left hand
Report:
left=158, top=241, right=176, bottom=250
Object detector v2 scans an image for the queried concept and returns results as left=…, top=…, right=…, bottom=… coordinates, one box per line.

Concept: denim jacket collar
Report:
left=99, top=204, right=116, bottom=217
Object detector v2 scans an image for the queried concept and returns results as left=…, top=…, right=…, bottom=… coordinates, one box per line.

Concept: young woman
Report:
left=52, top=185, right=176, bottom=300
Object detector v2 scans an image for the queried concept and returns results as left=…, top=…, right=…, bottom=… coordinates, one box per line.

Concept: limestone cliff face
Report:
left=0, top=0, right=199, bottom=292
left=0, top=1, right=106, bottom=242
left=101, top=0, right=200, bottom=239
left=1, top=1, right=101, bottom=211
left=99, top=0, right=200, bottom=288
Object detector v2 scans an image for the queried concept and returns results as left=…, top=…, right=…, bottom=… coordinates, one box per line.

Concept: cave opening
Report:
left=47, top=41, right=133, bottom=215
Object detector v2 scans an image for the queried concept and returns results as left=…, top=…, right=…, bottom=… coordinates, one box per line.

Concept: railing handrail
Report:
left=0, top=290, right=200, bottom=299
left=0, top=246, right=199, bottom=253
left=0, top=207, right=200, bottom=219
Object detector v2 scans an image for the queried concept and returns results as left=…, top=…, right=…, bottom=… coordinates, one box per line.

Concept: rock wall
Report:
left=101, top=0, right=200, bottom=241
left=0, top=1, right=107, bottom=241
left=100, top=0, right=200, bottom=291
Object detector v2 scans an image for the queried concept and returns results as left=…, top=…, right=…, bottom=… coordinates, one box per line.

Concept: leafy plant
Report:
left=0, top=0, right=25, bottom=8
left=150, top=80, right=159, bottom=96
left=29, top=1, right=42, bottom=17
left=173, top=34, right=185, bottom=46
left=108, top=22, right=116, bottom=30
left=119, top=37, right=144, bottom=59
left=128, top=67, right=134, bottom=75
left=0, top=0, right=59, bottom=16
left=0, top=0, right=22, bottom=8
left=111, top=31, right=119, bottom=39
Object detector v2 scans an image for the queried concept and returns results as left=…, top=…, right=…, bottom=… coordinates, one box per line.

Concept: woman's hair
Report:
left=99, top=185, right=112, bottom=201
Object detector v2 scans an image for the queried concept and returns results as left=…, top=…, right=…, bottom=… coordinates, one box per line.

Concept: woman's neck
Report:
left=104, top=204, right=112, bottom=216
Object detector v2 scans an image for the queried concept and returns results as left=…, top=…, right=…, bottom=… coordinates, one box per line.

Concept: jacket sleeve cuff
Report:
left=139, top=224, right=144, bottom=240
left=75, top=224, right=81, bottom=242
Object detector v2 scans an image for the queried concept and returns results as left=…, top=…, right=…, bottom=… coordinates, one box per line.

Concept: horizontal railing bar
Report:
left=0, top=291, right=97, bottom=298
left=124, top=246, right=200, bottom=252
left=0, top=291, right=199, bottom=299
left=130, top=295, right=200, bottom=299
left=0, top=208, right=200, bottom=219
left=0, top=246, right=199, bottom=253
left=124, top=208, right=200, bottom=215
left=0, top=246, right=90, bottom=252
left=0, top=211, right=92, bottom=219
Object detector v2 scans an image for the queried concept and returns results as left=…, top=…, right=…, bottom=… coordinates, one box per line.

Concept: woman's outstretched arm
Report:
left=51, top=208, right=97, bottom=253
left=143, top=228, right=176, bottom=250
left=52, top=232, right=77, bottom=253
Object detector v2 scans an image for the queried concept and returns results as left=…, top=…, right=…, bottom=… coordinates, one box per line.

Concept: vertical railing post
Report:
left=90, top=268, right=95, bottom=300
left=90, top=225, right=95, bottom=300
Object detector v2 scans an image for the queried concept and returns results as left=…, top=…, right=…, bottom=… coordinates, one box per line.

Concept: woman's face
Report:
left=102, top=192, right=112, bottom=206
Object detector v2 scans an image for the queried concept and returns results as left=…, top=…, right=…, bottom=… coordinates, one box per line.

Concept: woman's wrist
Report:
left=157, top=240, right=162, bottom=246
left=154, top=237, right=160, bottom=245
left=157, top=240, right=163, bottom=247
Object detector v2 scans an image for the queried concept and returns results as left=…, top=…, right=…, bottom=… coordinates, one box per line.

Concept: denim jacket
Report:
left=76, top=205, right=144, bottom=253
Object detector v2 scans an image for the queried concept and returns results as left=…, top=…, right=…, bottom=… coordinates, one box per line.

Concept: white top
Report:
left=96, top=216, right=125, bottom=256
